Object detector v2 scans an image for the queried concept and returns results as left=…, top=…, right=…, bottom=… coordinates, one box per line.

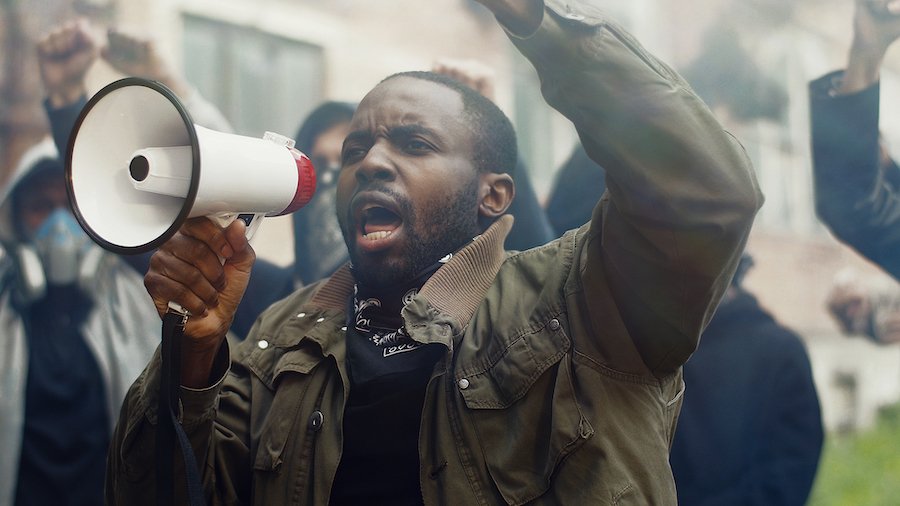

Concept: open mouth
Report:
left=350, top=191, right=405, bottom=253
left=357, top=203, right=403, bottom=242
left=362, top=206, right=402, bottom=241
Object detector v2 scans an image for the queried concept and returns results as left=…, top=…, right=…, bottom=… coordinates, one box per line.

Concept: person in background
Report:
left=36, top=19, right=292, bottom=340
left=810, top=0, right=900, bottom=280
left=39, top=19, right=231, bottom=159
left=291, top=101, right=356, bottom=286
left=545, top=143, right=606, bottom=238
left=106, top=0, right=761, bottom=503
left=669, top=254, right=824, bottom=506
left=0, top=138, right=160, bottom=506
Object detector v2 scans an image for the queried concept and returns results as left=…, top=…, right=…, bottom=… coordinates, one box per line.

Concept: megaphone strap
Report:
left=157, top=308, right=207, bottom=506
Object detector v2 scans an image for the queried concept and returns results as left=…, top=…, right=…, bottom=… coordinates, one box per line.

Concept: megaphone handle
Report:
left=207, top=212, right=266, bottom=241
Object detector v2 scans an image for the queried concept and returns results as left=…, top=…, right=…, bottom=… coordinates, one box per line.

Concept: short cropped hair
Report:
left=381, top=71, right=517, bottom=176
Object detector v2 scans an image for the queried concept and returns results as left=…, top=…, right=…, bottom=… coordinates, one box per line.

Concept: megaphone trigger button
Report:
left=237, top=214, right=255, bottom=227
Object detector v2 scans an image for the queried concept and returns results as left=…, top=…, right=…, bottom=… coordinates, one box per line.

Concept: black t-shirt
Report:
left=329, top=264, right=450, bottom=505
left=14, top=286, right=109, bottom=506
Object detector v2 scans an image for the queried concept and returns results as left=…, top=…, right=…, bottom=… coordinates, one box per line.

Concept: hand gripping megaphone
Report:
left=65, top=77, right=316, bottom=255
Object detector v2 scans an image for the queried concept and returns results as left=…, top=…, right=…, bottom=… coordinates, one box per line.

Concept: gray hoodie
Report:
left=0, top=138, right=160, bottom=506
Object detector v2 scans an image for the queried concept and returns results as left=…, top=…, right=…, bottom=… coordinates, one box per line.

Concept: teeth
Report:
left=363, top=230, right=393, bottom=241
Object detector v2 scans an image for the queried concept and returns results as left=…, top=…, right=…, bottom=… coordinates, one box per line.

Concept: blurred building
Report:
left=4, top=0, right=900, bottom=431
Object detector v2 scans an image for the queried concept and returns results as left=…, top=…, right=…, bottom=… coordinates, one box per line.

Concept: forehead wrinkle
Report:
left=351, top=77, right=477, bottom=154
left=347, top=113, right=457, bottom=148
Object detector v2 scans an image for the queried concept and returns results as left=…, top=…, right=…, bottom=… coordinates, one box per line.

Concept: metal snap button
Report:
left=297, top=312, right=306, bottom=318
left=548, top=318, right=561, bottom=331
left=309, top=410, right=324, bottom=432
left=316, top=317, right=326, bottom=323
left=257, top=339, right=270, bottom=350
left=458, top=378, right=470, bottom=390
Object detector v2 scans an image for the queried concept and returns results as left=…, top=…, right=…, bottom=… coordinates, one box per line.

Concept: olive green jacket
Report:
left=106, top=1, right=762, bottom=504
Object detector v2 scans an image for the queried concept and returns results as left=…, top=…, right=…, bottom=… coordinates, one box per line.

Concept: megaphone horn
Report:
left=65, top=77, right=316, bottom=255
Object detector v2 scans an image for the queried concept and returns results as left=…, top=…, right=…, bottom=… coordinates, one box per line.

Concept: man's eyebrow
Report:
left=342, top=130, right=371, bottom=148
left=388, top=124, right=441, bottom=140
left=342, top=124, right=443, bottom=151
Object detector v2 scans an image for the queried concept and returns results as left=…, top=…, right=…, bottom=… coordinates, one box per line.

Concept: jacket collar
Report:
left=265, top=215, right=513, bottom=383
left=305, top=214, right=512, bottom=326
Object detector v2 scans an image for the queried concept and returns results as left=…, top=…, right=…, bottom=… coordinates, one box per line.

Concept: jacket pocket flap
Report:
left=244, top=338, right=324, bottom=390
left=252, top=373, right=312, bottom=472
left=459, top=319, right=570, bottom=409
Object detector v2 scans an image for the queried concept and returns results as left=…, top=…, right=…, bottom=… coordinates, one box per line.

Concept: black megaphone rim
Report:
left=65, top=76, right=201, bottom=255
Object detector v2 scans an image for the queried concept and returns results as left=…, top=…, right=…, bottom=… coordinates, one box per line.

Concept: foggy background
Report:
left=3, top=1, right=900, bottom=499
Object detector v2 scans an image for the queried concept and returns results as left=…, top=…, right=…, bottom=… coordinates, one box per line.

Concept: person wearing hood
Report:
left=290, top=101, right=357, bottom=287
left=0, top=138, right=160, bottom=506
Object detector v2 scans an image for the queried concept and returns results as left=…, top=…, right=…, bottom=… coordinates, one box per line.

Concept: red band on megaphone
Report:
left=278, top=149, right=317, bottom=215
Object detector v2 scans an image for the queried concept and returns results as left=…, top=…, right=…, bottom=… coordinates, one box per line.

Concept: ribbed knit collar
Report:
left=309, top=214, right=513, bottom=328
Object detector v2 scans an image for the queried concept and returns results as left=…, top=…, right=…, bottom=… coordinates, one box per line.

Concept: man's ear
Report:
left=478, top=172, right=515, bottom=221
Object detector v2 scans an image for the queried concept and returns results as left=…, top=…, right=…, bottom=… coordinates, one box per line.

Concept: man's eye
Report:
left=404, top=139, right=432, bottom=153
left=342, top=147, right=367, bottom=163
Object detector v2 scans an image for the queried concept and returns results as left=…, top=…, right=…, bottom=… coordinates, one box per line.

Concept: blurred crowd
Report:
left=2, top=0, right=900, bottom=505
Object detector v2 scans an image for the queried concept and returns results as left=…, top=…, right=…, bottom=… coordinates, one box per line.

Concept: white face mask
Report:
left=32, top=208, right=92, bottom=286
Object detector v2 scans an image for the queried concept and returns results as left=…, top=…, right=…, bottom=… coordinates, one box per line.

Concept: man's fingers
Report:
left=163, top=224, right=229, bottom=291
left=144, top=273, right=209, bottom=317
left=222, top=220, right=255, bottom=268
left=152, top=241, right=222, bottom=299
left=179, top=217, right=238, bottom=261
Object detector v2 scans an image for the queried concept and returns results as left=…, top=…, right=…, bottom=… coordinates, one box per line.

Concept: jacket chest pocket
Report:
left=456, top=319, right=594, bottom=505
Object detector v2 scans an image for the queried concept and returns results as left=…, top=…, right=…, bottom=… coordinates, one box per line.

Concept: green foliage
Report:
left=808, top=404, right=900, bottom=506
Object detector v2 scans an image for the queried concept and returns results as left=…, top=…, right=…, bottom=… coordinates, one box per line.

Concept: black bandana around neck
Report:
left=345, top=237, right=475, bottom=384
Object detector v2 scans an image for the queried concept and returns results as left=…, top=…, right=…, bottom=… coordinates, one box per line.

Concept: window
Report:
left=182, top=15, right=325, bottom=140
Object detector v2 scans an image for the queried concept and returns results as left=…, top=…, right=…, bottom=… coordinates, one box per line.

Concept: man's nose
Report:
left=355, top=142, right=397, bottom=184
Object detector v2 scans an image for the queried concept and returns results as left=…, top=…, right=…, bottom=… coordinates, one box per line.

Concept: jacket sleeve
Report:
left=44, top=95, right=87, bottom=157
left=507, top=0, right=762, bottom=377
left=105, top=340, right=254, bottom=505
left=810, top=71, right=900, bottom=281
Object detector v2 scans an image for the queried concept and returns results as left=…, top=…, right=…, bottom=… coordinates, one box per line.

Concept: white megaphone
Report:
left=65, top=77, right=316, bottom=255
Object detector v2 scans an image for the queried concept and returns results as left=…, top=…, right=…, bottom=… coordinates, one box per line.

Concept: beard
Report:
left=341, top=176, right=481, bottom=289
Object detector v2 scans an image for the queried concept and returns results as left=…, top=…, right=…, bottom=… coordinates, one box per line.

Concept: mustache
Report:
left=356, top=183, right=402, bottom=201
left=345, top=184, right=414, bottom=225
